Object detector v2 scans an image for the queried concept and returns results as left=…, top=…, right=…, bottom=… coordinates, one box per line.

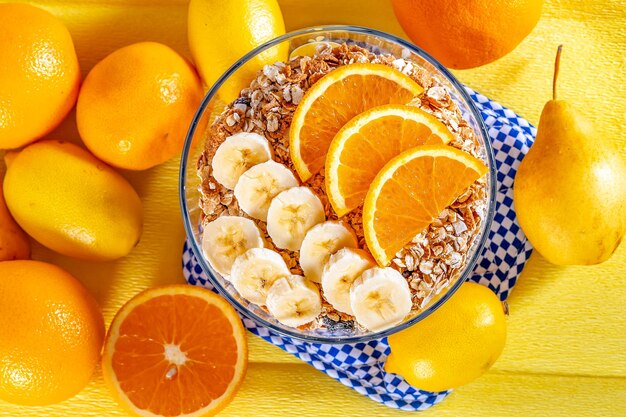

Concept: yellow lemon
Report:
left=188, top=0, right=288, bottom=102
left=385, top=282, right=507, bottom=392
left=3, top=140, right=142, bottom=261
left=0, top=180, right=30, bottom=261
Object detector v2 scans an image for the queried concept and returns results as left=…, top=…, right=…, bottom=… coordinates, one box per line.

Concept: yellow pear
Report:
left=514, top=46, right=626, bottom=265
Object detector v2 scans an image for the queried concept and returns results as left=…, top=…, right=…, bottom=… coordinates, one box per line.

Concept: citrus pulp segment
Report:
left=326, top=104, right=455, bottom=216
left=102, top=285, right=247, bottom=417
left=363, top=145, right=488, bottom=267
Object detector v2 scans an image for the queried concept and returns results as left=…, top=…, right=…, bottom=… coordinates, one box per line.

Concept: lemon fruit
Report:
left=3, top=140, right=143, bottom=261
left=77, top=42, right=205, bottom=171
left=385, top=282, right=506, bottom=392
left=188, top=0, right=288, bottom=102
left=0, top=3, right=80, bottom=149
left=0, top=260, right=105, bottom=405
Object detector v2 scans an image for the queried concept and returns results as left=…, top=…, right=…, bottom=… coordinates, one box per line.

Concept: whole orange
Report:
left=392, top=0, right=543, bottom=69
left=0, top=260, right=105, bottom=406
left=0, top=3, right=81, bottom=149
left=76, top=42, right=204, bottom=170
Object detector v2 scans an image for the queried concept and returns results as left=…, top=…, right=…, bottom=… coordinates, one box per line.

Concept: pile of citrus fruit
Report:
left=0, top=0, right=285, bottom=414
left=0, top=2, right=204, bottom=264
left=0, top=0, right=512, bottom=414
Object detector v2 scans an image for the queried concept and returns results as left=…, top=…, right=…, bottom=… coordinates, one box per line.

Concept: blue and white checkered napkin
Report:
left=182, top=88, right=536, bottom=411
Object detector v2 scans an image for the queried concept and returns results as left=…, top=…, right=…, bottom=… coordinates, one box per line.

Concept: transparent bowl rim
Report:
left=180, top=25, right=497, bottom=344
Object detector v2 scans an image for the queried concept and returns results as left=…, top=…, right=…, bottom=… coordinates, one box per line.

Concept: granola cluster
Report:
left=197, top=43, right=488, bottom=330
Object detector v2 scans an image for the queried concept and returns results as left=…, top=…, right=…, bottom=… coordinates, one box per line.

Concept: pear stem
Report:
left=553, top=45, right=563, bottom=101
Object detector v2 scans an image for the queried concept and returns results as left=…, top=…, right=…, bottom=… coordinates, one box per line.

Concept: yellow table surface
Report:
left=1, top=0, right=625, bottom=415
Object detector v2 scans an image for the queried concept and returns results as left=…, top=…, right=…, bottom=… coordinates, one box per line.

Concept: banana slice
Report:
left=230, top=247, right=291, bottom=305
left=299, top=221, right=358, bottom=283
left=234, top=160, right=298, bottom=221
left=201, top=216, right=264, bottom=276
left=266, top=275, right=322, bottom=327
left=266, top=186, right=325, bottom=251
left=350, top=267, right=412, bottom=332
left=321, top=248, right=376, bottom=314
left=211, top=132, right=273, bottom=189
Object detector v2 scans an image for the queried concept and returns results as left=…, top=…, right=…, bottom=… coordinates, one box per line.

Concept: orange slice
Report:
left=363, top=145, right=488, bottom=267
left=326, top=104, right=455, bottom=216
left=102, top=285, right=247, bottom=417
left=289, top=63, right=424, bottom=181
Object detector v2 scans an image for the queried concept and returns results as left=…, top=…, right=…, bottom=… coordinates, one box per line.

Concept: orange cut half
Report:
left=363, top=145, right=489, bottom=267
left=289, top=63, right=424, bottom=182
left=102, top=285, right=247, bottom=417
left=326, top=104, right=455, bottom=216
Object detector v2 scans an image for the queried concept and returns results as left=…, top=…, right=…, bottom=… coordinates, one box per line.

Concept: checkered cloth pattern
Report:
left=182, top=87, right=536, bottom=411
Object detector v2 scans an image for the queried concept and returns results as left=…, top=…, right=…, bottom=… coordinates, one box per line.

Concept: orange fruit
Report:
left=0, top=3, right=80, bottom=149
left=102, top=285, right=248, bottom=417
left=391, top=0, right=543, bottom=69
left=363, top=144, right=488, bottom=266
left=326, top=104, right=454, bottom=216
left=77, top=42, right=205, bottom=170
left=0, top=180, right=30, bottom=261
left=0, top=260, right=104, bottom=405
left=289, top=63, right=424, bottom=181
left=385, top=282, right=506, bottom=392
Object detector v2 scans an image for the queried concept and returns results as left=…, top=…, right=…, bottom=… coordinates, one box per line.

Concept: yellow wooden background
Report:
left=1, top=0, right=625, bottom=415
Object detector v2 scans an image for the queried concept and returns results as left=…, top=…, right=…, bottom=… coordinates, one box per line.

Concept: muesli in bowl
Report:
left=180, top=26, right=496, bottom=343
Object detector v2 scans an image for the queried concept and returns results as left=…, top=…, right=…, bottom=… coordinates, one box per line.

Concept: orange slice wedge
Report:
left=363, top=145, right=488, bottom=267
left=289, top=63, right=424, bottom=181
left=102, top=285, right=247, bottom=417
left=326, top=104, right=455, bottom=216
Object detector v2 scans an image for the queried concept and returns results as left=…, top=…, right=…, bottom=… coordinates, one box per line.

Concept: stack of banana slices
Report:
left=201, top=132, right=413, bottom=332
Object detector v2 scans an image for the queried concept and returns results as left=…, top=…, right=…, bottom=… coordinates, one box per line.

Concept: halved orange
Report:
left=326, top=104, right=455, bottom=216
left=102, top=285, right=247, bottom=417
left=289, top=63, right=424, bottom=181
left=363, top=145, right=488, bottom=267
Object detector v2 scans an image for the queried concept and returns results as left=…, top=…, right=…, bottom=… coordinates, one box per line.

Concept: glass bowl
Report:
left=180, top=25, right=496, bottom=344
